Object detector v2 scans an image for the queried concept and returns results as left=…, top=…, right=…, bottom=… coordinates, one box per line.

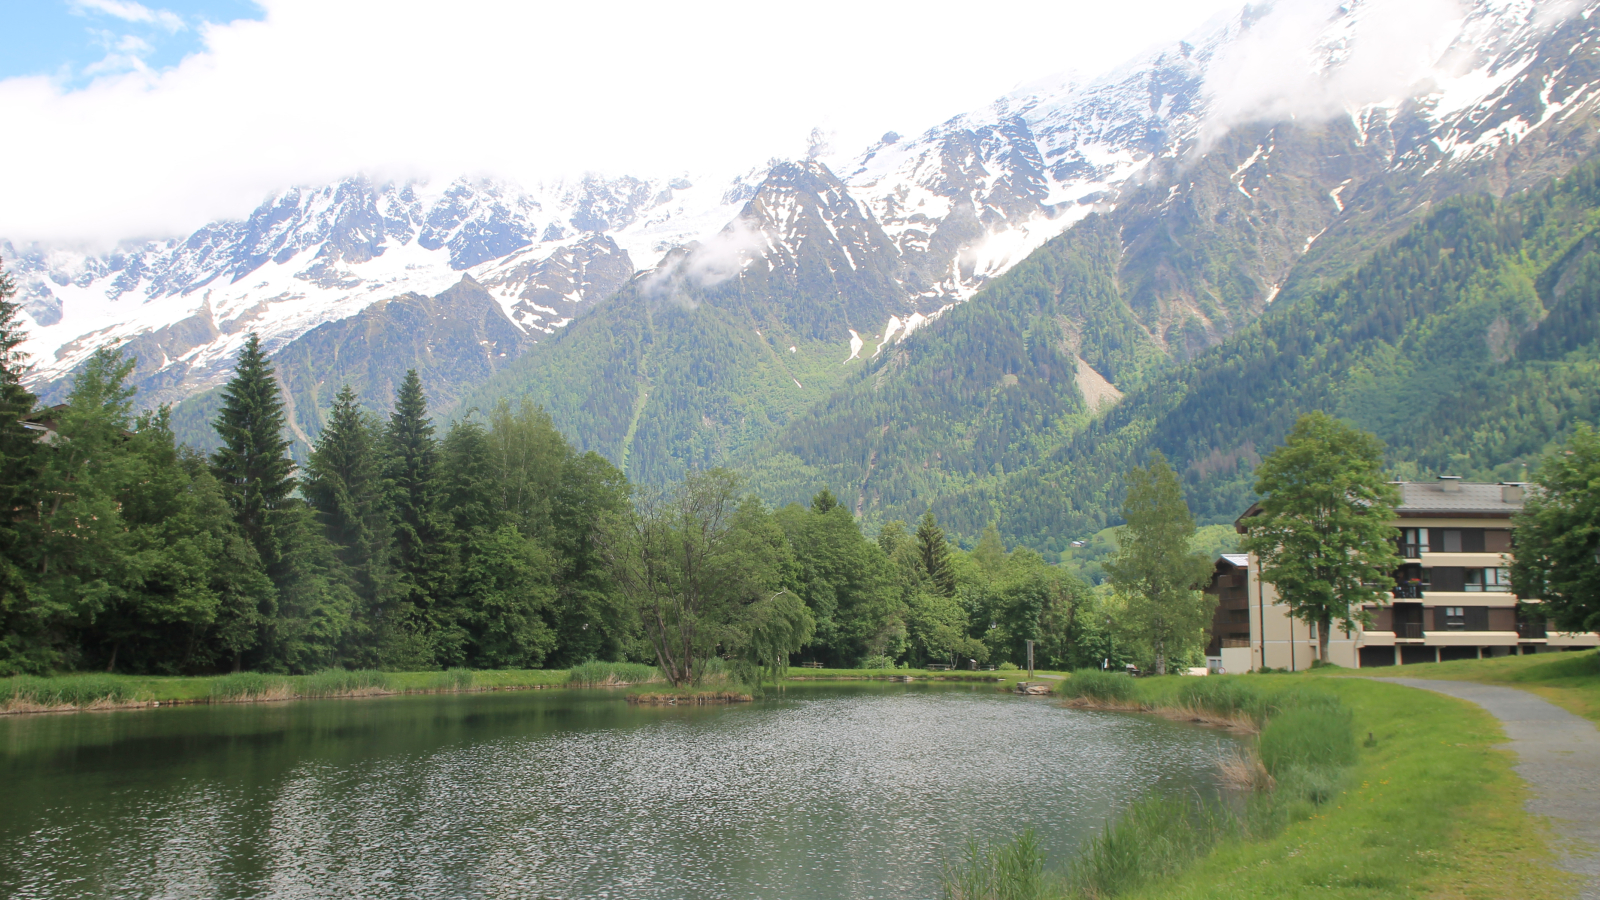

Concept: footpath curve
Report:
left=1376, top=677, right=1600, bottom=899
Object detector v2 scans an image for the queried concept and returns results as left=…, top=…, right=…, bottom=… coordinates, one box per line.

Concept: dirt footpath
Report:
left=1377, top=677, right=1600, bottom=900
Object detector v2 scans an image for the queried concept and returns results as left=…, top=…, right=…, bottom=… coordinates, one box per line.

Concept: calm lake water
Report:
left=1, top=683, right=1237, bottom=900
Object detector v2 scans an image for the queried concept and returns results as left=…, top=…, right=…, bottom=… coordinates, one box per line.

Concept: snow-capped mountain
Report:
left=7, top=170, right=766, bottom=407
left=10, top=0, right=1600, bottom=426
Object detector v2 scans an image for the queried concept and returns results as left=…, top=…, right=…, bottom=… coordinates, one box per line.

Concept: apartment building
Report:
left=1222, top=477, right=1600, bottom=670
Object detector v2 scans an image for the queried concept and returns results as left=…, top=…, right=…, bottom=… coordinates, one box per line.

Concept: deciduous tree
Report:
left=1511, top=424, right=1600, bottom=633
left=1104, top=451, right=1214, bottom=675
left=1239, top=412, right=1401, bottom=664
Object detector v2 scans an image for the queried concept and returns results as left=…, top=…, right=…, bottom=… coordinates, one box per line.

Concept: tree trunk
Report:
left=233, top=651, right=242, bottom=673
left=106, top=644, right=118, bottom=673
left=1318, top=616, right=1332, bottom=666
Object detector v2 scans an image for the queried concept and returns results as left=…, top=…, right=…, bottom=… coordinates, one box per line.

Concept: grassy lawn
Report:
left=1123, top=675, right=1575, bottom=899
left=1336, top=649, right=1600, bottom=725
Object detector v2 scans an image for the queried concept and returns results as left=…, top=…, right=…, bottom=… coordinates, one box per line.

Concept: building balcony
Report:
left=1392, top=584, right=1424, bottom=599
left=1516, top=621, right=1547, bottom=640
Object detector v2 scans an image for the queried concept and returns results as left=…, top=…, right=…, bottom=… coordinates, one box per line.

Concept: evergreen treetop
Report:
left=210, top=333, right=295, bottom=559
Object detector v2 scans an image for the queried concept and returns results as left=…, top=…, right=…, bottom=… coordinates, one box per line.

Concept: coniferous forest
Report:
left=0, top=266, right=1115, bottom=676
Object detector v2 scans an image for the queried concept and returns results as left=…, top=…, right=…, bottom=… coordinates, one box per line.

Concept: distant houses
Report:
left=1211, top=477, right=1600, bottom=672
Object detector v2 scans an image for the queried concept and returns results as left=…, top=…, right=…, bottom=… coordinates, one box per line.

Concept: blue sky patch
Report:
left=4, top=0, right=264, bottom=84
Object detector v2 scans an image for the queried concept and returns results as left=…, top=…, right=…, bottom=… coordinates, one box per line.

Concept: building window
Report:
left=1443, top=606, right=1465, bottom=629
left=1464, top=568, right=1512, bottom=592
left=1400, top=528, right=1428, bottom=556
left=1440, top=529, right=1463, bottom=553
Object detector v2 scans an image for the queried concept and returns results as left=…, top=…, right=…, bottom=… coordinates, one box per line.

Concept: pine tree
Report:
left=210, top=333, right=295, bottom=568
left=305, top=385, right=395, bottom=663
left=915, top=511, right=957, bottom=598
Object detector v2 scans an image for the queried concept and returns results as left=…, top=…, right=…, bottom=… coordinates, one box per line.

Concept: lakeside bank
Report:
left=0, top=664, right=1054, bottom=715
left=952, top=654, right=1598, bottom=899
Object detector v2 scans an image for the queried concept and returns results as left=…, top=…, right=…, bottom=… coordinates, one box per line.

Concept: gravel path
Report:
left=1376, top=677, right=1600, bottom=899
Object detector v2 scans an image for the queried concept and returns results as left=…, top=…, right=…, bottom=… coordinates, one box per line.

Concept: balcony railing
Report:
left=1219, top=638, right=1251, bottom=648
left=1516, top=621, right=1547, bottom=640
left=1395, top=623, right=1424, bottom=639
left=1392, top=584, right=1425, bottom=599
left=1399, top=542, right=1424, bottom=558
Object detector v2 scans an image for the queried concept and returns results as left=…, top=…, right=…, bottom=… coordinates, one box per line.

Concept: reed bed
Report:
left=566, top=661, right=661, bottom=687
left=0, top=674, right=141, bottom=712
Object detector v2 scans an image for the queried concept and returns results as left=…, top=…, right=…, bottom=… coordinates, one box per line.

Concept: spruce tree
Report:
left=0, top=261, right=42, bottom=673
left=211, top=333, right=295, bottom=567
left=915, top=511, right=957, bottom=598
left=383, top=370, right=443, bottom=652
left=305, top=385, right=395, bottom=661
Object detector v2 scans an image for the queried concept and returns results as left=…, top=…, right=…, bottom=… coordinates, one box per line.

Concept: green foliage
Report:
left=1174, top=677, right=1269, bottom=724
left=1511, top=424, right=1600, bottom=631
left=1059, top=669, right=1138, bottom=704
left=596, top=469, right=810, bottom=686
left=1239, top=413, right=1401, bottom=660
left=942, top=828, right=1048, bottom=900
left=566, top=660, right=661, bottom=686
left=1063, top=794, right=1237, bottom=899
left=1103, top=452, right=1215, bottom=675
left=207, top=671, right=291, bottom=700
left=210, top=333, right=296, bottom=566
left=0, top=674, right=136, bottom=707
left=298, top=668, right=391, bottom=697
left=1258, top=703, right=1357, bottom=775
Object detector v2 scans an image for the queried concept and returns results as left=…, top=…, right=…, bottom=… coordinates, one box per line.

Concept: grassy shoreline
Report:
left=949, top=659, right=1590, bottom=899
left=0, top=664, right=1047, bottom=715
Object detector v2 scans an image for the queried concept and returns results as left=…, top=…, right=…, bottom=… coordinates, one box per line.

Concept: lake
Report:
left=1, top=682, right=1237, bottom=899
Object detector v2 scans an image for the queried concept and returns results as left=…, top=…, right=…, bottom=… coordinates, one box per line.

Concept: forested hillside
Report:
left=934, top=155, right=1600, bottom=551
left=451, top=161, right=912, bottom=483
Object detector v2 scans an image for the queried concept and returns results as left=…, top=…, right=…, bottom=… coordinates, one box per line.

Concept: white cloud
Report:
left=0, top=0, right=1238, bottom=247
left=69, top=0, right=186, bottom=32
left=1198, top=0, right=1588, bottom=146
left=1200, top=0, right=1466, bottom=143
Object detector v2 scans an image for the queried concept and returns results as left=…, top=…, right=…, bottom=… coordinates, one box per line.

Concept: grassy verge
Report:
left=0, top=667, right=574, bottom=714
left=784, top=666, right=1054, bottom=691
left=1339, top=648, right=1600, bottom=725
left=947, top=673, right=1576, bottom=900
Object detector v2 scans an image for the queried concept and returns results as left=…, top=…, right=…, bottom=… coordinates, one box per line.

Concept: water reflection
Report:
left=1, top=684, right=1237, bottom=899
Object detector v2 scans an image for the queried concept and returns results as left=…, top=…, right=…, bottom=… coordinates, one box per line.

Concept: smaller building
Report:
left=1202, top=554, right=1252, bottom=674
left=1221, top=477, right=1600, bottom=670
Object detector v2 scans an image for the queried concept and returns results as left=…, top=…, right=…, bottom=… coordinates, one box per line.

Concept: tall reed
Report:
left=567, top=660, right=661, bottom=686
left=1, top=674, right=136, bottom=709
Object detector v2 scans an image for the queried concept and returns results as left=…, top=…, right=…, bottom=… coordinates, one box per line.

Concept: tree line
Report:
left=0, top=264, right=1139, bottom=678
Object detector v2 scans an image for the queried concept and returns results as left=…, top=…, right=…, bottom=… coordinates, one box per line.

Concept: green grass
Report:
left=1, top=667, right=574, bottom=712
left=943, top=674, right=1576, bottom=899
left=567, top=660, right=661, bottom=686
left=1342, top=648, right=1600, bottom=724
left=0, top=674, right=140, bottom=709
left=1057, top=669, right=1140, bottom=705
left=1121, top=676, right=1575, bottom=900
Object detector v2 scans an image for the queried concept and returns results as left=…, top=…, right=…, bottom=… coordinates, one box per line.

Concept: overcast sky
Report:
left=1, top=0, right=1252, bottom=246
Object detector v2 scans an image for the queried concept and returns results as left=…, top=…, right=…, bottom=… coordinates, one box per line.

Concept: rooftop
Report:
left=1235, top=479, right=1526, bottom=530
left=1395, top=480, right=1526, bottom=516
